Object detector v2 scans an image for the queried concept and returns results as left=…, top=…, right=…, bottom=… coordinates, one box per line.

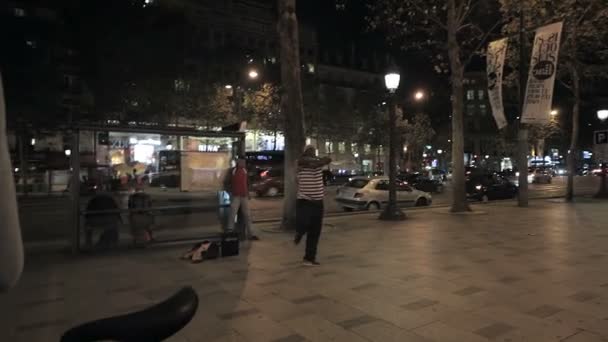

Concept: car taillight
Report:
left=260, top=170, right=269, bottom=178
left=354, top=193, right=363, bottom=198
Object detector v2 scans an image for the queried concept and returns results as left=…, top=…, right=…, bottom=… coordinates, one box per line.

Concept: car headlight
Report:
left=475, top=185, right=482, bottom=190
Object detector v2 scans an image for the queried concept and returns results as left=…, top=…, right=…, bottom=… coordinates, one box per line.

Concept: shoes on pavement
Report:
left=294, top=233, right=304, bottom=245
left=302, top=259, right=320, bottom=266
left=249, top=235, right=260, bottom=241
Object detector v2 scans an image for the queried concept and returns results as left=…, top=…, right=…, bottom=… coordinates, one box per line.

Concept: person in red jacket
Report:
left=226, top=157, right=258, bottom=240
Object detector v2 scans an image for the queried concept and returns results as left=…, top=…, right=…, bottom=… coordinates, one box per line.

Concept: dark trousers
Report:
left=296, top=199, right=324, bottom=261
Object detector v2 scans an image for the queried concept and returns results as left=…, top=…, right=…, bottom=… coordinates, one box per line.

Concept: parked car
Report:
left=251, top=168, right=283, bottom=197
left=335, top=176, right=432, bottom=212
left=466, top=174, right=518, bottom=201
left=428, top=168, right=447, bottom=182
left=529, top=167, right=552, bottom=184
left=398, top=173, right=444, bottom=193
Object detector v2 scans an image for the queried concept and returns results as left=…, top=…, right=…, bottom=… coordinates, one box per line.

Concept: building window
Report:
left=174, top=79, right=189, bottom=92
left=351, top=143, right=358, bottom=153
left=477, top=90, right=485, bottom=100
left=14, top=8, right=26, bottom=17
left=466, top=104, right=476, bottom=116
left=364, top=144, right=371, bottom=153
left=325, top=141, right=333, bottom=153
left=338, top=142, right=345, bottom=153
left=479, top=104, right=487, bottom=116
left=466, top=90, right=475, bottom=101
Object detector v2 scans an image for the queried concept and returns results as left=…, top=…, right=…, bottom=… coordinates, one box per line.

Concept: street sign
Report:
left=594, top=130, right=608, bottom=162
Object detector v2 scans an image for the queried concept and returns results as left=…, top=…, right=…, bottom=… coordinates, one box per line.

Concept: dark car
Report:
left=466, top=173, right=518, bottom=201
left=251, top=168, right=283, bottom=197
left=398, top=173, right=444, bottom=193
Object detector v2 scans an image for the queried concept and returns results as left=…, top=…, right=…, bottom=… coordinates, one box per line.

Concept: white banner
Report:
left=521, top=22, right=563, bottom=125
left=487, top=38, right=508, bottom=129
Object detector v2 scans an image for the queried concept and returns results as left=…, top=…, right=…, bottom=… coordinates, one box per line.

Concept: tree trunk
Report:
left=278, top=0, right=305, bottom=230
left=447, top=0, right=470, bottom=212
left=0, top=71, right=24, bottom=290
left=566, top=63, right=580, bottom=202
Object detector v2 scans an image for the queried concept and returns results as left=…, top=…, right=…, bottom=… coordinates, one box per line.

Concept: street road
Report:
left=17, top=176, right=602, bottom=242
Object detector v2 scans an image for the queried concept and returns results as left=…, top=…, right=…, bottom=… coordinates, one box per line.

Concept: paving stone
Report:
left=336, top=315, right=378, bottom=329
left=569, top=291, right=599, bottom=303
left=271, top=334, right=307, bottom=342
left=312, top=271, right=337, bottom=278
left=291, top=295, right=326, bottom=304
left=21, top=297, right=65, bottom=308
left=526, top=304, right=563, bottom=318
left=499, top=276, right=522, bottom=284
left=402, top=299, right=439, bottom=310
left=474, top=322, right=515, bottom=339
left=350, top=283, right=379, bottom=291
left=325, top=254, right=346, bottom=260
left=402, top=274, right=424, bottom=281
left=217, top=308, right=260, bottom=320
left=351, top=319, right=432, bottom=342
left=105, top=284, right=141, bottom=294
left=530, top=267, right=552, bottom=274
left=16, top=319, right=68, bottom=332
left=453, top=286, right=484, bottom=296
left=283, top=314, right=368, bottom=342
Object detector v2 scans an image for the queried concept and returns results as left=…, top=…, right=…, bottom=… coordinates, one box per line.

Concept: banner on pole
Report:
left=521, top=22, right=563, bottom=125
left=487, top=38, right=508, bottom=129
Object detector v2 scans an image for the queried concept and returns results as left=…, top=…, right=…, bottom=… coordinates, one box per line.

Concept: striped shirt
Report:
left=297, top=166, right=325, bottom=201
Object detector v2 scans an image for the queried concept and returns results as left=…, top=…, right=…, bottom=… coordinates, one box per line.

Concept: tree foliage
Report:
left=244, top=83, right=282, bottom=134
left=364, top=0, right=500, bottom=212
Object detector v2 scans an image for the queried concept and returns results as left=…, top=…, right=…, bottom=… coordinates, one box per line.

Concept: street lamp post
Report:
left=379, top=69, right=405, bottom=221
left=595, top=109, right=608, bottom=198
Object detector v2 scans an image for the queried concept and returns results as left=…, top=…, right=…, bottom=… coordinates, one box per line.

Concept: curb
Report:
left=251, top=193, right=579, bottom=225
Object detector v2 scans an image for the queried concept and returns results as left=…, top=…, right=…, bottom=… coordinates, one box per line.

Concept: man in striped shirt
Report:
left=295, top=146, right=331, bottom=266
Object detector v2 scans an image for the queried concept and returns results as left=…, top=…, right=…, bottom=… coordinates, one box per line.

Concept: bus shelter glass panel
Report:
left=78, top=130, right=241, bottom=251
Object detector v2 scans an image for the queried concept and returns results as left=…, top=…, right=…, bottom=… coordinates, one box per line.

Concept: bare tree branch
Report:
left=456, top=0, right=473, bottom=26
left=462, top=19, right=502, bottom=68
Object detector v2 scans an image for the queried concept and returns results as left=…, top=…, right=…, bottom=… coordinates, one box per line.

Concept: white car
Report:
left=335, top=176, right=432, bottom=211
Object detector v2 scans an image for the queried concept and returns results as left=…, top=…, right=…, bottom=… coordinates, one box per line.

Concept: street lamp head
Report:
left=414, top=91, right=425, bottom=101
left=550, top=109, right=558, bottom=116
left=598, top=109, right=608, bottom=121
left=384, top=72, right=400, bottom=92
left=248, top=69, right=259, bottom=79
left=225, top=84, right=233, bottom=89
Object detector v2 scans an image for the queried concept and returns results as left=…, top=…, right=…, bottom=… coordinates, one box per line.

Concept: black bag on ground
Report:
left=221, top=232, right=239, bottom=257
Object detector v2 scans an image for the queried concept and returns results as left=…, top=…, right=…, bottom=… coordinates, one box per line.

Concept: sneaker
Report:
left=249, top=235, right=260, bottom=241
left=294, top=233, right=304, bottom=245
left=302, top=259, right=320, bottom=266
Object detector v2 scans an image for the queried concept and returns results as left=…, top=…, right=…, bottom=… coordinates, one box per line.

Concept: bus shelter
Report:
left=68, top=124, right=245, bottom=253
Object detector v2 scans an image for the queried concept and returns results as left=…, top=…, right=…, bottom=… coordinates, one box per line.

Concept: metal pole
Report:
left=70, top=130, right=81, bottom=254
left=380, top=94, right=405, bottom=220
left=517, top=0, right=529, bottom=207
left=18, top=132, right=28, bottom=196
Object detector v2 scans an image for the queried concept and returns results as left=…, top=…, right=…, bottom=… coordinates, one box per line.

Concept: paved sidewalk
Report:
left=3, top=199, right=608, bottom=341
